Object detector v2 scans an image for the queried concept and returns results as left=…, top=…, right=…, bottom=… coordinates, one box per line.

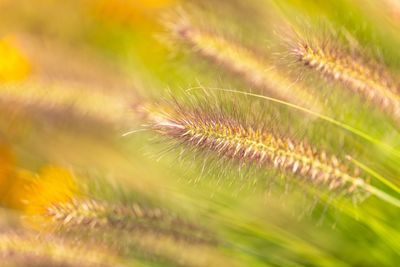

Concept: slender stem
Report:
left=363, top=183, right=400, bottom=208
left=192, top=88, right=400, bottom=159
left=348, top=156, right=400, bottom=194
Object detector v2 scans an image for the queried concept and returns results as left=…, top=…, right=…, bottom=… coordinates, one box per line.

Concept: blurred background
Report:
left=0, top=1, right=400, bottom=266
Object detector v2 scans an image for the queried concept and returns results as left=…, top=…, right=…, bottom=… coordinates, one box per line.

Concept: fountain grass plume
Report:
left=43, top=197, right=216, bottom=245
left=287, top=28, right=400, bottom=124
left=0, top=230, right=122, bottom=267
left=164, top=11, right=324, bottom=113
left=10, top=165, right=215, bottom=245
left=0, top=81, right=133, bottom=129
left=137, top=95, right=372, bottom=199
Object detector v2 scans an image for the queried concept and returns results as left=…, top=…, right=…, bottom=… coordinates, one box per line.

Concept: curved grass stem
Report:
left=348, top=156, right=400, bottom=195
left=193, top=88, right=400, bottom=159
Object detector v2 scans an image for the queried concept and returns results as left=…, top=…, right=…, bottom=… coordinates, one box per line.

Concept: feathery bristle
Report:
left=292, top=38, right=400, bottom=122
left=167, top=17, right=323, bottom=112
left=140, top=101, right=367, bottom=194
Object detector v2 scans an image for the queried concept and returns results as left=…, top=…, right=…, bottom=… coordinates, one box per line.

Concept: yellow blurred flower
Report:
left=21, top=166, right=79, bottom=216
left=0, top=159, right=78, bottom=217
left=0, top=36, right=31, bottom=81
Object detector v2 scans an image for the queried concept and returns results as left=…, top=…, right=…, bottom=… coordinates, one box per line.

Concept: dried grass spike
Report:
left=166, top=15, right=323, bottom=113
left=0, top=231, right=122, bottom=267
left=44, top=198, right=215, bottom=245
left=292, top=37, right=400, bottom=122
left=0, top=81, right=134, bottom=129
left=141, top=102, right=368, bottom=196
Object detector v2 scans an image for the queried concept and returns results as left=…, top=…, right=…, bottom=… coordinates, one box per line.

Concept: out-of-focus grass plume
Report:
left=1, top=0, right=400, bottom=266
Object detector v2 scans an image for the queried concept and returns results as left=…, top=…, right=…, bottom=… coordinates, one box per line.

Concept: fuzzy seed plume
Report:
left=43, top=197, right=215, bottom=245
left=140, top=102, right=367, bottom=194
left=292, top=39, right=400, bottom=123
left=4, top=163, right=214, bottom=244
left=167, top=17, right=323, bottom=113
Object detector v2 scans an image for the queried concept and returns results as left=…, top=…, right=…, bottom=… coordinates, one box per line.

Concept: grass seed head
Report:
left=165, top=12, right=324, bottom=113
left=140, top=98, right=368, bottom=196
left=44, top=197, right=216, bottom=245
left=290, top=31, right=400, bottom=123
left=0, top=230, right=122, bottom=267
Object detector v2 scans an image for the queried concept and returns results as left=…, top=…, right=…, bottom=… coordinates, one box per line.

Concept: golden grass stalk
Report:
left=0, top=231, right=122, bottom=267
left=140, top=102, right=367, bottom=194
left=167, top=18, right=323, bottom=112
left=292, top=38, right=400, bottom=123
left=0, top=81, right=133, bottom=128
left=15, top=34, right=134, bottom=92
